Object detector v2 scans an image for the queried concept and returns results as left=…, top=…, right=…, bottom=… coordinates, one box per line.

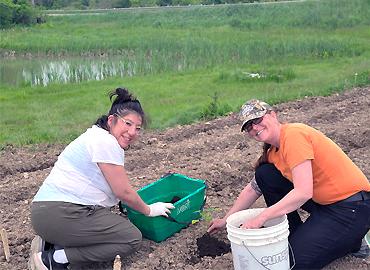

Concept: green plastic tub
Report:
left=121, top=173, right=206, bottom=242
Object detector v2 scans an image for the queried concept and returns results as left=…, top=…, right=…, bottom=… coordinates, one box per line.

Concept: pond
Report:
left=0, top=55, right=186, bottom=87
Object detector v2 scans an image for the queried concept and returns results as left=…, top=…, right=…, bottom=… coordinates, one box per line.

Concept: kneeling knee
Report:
left=128, top=227, right=142, bottom=252
left=131, top=231, right=142, bottom=252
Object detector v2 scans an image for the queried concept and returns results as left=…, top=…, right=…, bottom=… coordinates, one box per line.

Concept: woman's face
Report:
left=108, top=112, right=142, bottom=149
left=246, top=111, right=279, bottom=144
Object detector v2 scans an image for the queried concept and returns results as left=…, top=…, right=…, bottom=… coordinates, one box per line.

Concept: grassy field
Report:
left=1, top=0, right=370, bottom=147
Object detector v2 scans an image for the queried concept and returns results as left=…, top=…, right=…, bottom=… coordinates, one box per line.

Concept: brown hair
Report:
left=255, top=143, right=271, bottom=169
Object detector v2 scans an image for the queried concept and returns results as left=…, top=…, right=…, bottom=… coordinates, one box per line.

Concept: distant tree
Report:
left=33, top=0, right=77, bottom=9
left=13, top=1, right=35, bottom=24
left=34, top=0, right=53, bottom=8
left=172, top=0, right=197, bottom=6
left=0, top=0, right=43, bottom=28
left=54, top=0, right=76, bottom=8
left=201, top=0, right=224, bottom=4
left=130, top=0, right=156, bottom=7
left=112, top=0, right=131, bottom=8
left=157, top=0, right=171, bottom=6
left=0, top=0, right=14, bottom=27
left=81, top=0, right=89, bottom=7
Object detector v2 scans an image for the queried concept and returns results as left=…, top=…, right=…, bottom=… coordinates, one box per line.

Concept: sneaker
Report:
left=33, top=249, right=69, bottom=270
left=351, top=234, right=370, bottom=258
left=29, top=235, right=54, bottom=253
left=29, top=235, right=43, bottom=270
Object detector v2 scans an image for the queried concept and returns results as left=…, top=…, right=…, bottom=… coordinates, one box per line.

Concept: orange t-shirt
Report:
left=268, top=123, right=369, bottom=205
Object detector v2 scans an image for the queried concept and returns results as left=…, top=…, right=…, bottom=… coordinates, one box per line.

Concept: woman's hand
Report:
left=148, top=202, right=175, bottom=217
left=240, top=214, right=266, bottom=229
left=207, top=218, right=227, bottom=234
left=206, top=183, right=262, bottom=234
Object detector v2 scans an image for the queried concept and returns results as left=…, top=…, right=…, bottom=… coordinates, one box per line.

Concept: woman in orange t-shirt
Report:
left=208, top=99, right=370, bottom=269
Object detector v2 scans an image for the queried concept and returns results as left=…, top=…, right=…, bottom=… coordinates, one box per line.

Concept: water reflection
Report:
left=0, top=57, right=152, bottom=87
left=26, top=60, right=139, bottom=86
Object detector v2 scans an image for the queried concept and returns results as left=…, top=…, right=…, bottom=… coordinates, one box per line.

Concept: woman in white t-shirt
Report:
left=30, top=87, right=174, bottom=269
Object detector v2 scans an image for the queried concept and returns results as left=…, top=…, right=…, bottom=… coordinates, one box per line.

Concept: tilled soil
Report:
left=0, top=87, right=369, bottom=270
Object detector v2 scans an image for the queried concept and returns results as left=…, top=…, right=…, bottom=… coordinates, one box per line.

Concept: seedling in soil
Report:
left=196, top=232, right=230, bottom=258
left=192, top=207, right=221, bottom=224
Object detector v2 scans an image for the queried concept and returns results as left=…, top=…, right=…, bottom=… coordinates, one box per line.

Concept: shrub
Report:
left=0, top=0, right=15, bottom=28
left=112, top=0, right=131, bottom=8
left=0, top=0, right=43, bottom=28
left=200, top=92, right=232, bottom=120
left=13, top=1, right=36, bottom=25
left=157, top=0, right=172, bottom=6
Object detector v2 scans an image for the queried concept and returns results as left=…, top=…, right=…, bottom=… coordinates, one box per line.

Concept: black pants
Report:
left=255, top=163, right=370, bottom=269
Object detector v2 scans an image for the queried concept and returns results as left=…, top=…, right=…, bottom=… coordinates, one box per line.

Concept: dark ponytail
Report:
left=254, top=143, right=271, bottom=169
left=95, top=87, right=146, bottom=131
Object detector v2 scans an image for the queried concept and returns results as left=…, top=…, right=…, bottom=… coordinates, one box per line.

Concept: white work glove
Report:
left=148, top=202, right=175, bottom=217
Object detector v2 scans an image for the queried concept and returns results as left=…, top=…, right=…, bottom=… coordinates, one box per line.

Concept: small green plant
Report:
left=192, top=207, right=221, bottom=224
left=200, top=92, right=232, bottom=121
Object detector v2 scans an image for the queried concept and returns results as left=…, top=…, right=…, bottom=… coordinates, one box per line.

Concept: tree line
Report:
left=34, top=0, right=261, bottom=9
left=0, top=0, right=270, bottom=28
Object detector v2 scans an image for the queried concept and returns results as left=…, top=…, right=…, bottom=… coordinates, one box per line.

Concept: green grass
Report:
left=2, top=0, right=369, bottom=56
left=1, top=0, right=370, bottom=147
left=1, top=58, right=369, bottom=147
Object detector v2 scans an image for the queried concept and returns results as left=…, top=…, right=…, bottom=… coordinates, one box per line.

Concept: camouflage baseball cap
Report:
left=239, top=99, right=272, bottom=131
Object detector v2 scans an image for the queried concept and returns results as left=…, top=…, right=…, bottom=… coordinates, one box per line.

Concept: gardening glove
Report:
left=148, top=202, right=175, bottom=217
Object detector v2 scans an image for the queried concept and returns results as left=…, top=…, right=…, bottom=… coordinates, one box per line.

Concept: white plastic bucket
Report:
left=226, top=208, right=290, bottom=270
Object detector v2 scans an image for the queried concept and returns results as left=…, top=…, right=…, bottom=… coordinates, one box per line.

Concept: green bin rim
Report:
left=137, top=173, right=206, bottom=192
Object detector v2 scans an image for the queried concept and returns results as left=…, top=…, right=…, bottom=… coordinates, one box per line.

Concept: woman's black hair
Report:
left=95, top=87, right=146, bottom=131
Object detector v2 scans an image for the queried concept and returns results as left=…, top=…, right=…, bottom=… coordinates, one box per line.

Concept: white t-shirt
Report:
left=33, top=125, right=124, bottom=207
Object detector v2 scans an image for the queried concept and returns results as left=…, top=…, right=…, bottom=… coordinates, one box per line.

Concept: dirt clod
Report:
left=196, top=233, right=231, bottom=258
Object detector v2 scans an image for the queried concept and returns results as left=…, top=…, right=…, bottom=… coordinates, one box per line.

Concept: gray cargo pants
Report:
left=31, top=201, right=142, bottom=264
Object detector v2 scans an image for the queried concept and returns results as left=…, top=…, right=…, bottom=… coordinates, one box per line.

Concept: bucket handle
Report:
left=241, top=241, right=296, bottom=270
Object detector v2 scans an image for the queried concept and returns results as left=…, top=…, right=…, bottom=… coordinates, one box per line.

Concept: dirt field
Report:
left=0, top=87, right=369, bottom=270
